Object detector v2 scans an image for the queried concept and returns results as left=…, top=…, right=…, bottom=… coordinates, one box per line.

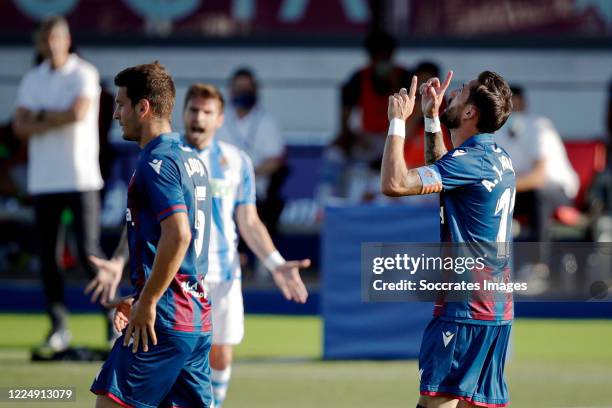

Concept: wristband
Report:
left=387, top=118, right=406, bottom=139
left=264, top=250, right=286, bottom=272
left=424, top=116, right=441, bottom=133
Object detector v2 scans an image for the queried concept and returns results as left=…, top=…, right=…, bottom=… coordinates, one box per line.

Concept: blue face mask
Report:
left=232, top=92, right=257, bottom=110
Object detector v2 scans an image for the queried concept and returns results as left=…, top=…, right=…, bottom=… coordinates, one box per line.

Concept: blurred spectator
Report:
left=496, top=85, right=579, bottom=245
left=339, top=29, right=412, bottom=163
left=587, top=79, right=612, bottom=240
left=0, top=120, right=27, bottom=199
left=216, top=67, right=287, bottom=233
left=12, top=16, right=104, bottom=352
left=319, top=30, right=412, bottom=204
left=403, top=61, right=452, bottom=167
left=98, top=80, right=116, bottom=190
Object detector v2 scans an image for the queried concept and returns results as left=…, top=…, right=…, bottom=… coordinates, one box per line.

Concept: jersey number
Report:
left=494, top=187, right=515, bottom=257
left=194, top=209, right=205, bottom=257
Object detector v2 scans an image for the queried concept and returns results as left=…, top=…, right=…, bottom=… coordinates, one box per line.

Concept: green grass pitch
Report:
left=0, top=314, right=611, bottom=407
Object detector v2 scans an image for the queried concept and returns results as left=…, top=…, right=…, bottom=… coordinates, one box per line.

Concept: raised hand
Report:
left=271, top=259, right=310, bottom=304
left=420, top=71, right=453, bottom=118
left=387, top=75, right=418, bottom=121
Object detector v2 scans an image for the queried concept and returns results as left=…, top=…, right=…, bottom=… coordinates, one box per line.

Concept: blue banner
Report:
left=321, top=203, right=440, bottom=359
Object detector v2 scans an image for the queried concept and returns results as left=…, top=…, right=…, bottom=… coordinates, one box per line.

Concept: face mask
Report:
left=232, top=92, right=257, bottom=110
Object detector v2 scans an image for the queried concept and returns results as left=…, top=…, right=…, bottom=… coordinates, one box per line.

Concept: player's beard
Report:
left=440, top=105, right=461, bottom=130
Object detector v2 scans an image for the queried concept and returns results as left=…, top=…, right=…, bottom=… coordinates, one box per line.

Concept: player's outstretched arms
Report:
left=236, top=204, right=309, bottom=303
left=381, top=76, right=425, bottom=197
left=85, top=227, right=129, bottom=306
left=421, top=71, right=453, bottom=164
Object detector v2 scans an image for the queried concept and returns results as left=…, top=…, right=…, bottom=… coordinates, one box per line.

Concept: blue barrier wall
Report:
left=321, top=204, right=440, bottom=360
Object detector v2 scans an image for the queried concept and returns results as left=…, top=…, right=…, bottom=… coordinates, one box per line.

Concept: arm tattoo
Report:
left=425, top=131, right=448, bottom=165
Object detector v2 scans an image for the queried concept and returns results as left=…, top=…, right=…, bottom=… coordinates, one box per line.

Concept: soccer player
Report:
left=88, top=83, right=310, bottom=408
left=90, top=62, right=214, bottom=408
left=381, top=71, right=514, bottom=407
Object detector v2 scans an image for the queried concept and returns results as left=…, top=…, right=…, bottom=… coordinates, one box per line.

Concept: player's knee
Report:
left=210, top=345, right=233, bottom=370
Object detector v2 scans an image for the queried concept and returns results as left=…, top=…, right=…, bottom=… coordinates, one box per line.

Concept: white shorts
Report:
left=204, top=279, right=244, bottom=345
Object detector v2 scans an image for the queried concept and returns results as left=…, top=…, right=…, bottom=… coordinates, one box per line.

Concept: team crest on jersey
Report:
left=219, top=155, right=229, bottom=169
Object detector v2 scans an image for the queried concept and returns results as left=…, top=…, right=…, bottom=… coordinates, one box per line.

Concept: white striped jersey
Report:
left=183, top=137, right=256, bottom=282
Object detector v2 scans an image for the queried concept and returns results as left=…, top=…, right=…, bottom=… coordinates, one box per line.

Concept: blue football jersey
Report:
left=423, top=133, right=516, bottom=324
left=126, top=133, right=212, bottom=334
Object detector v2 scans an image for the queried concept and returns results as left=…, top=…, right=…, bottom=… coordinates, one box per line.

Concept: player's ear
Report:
left=137, top=99, right=151, bottom=118
left=217, top=113, right=225, bottom=128
left=464, top=104, right=477, bottom=120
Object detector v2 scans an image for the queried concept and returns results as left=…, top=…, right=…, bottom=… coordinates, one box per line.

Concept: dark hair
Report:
left=510, top=85, right=523, bottom=98
left=114, top=61, right=175, bottom=120
left=184, top=83, right=225, bottom=112
left=415, top=61, right=440, bottom=78
left=467, top=71, right=513, bottom=133
left=364, top=30, right=396, bottom=59
left=230, top=67, right=257, bottom=87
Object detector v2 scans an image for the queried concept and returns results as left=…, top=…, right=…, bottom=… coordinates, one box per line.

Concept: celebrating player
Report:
left=90, top=62, right=214, bottom=408
left=88, top=83, right=310, bottom=408
left=381, top=71, right=515, bottom=407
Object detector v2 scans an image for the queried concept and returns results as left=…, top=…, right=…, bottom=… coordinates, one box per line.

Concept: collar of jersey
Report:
left=181, top=134, right=219, bottom=154
left=459, top=133, right=495, bottom=148
left=141, top=132, right=181, bottom=153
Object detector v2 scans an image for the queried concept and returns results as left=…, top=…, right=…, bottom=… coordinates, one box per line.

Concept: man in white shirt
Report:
left=216, top=68, right=286, bottom=233
left=13, top=16, right=104, bottom=352
left=495, top=85, right=579, bottom=245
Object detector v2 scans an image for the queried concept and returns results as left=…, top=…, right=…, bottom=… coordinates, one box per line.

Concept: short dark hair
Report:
left=467, top=71, right=513, bottom=133
left=184, top=83, right=225, bottom=112
left=364, top=30, right=396, bottom=59
left=230, top=67, right=257, bottom=87
left=510, top=85, right=523, bottom=98
left=415, top=61, right=440, bottom=78
left=114, top=61, right=175, bottom=120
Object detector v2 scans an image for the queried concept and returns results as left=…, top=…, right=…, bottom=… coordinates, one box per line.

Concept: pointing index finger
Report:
left=409, top=75, right=418, bottom=99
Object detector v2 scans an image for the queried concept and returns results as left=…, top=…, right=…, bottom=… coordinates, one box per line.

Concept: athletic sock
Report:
left=211, top=366, right=232, bottom=408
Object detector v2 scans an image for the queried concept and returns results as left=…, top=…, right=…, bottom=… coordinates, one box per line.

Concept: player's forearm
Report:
left=139, top=225, right=191, bottom=305
left=381, top=134, right=408, bottom=196
left=112, top=226, right=129, bottom=263
left=237, top=212, right=276, bottom=261
left=424, top=131, right=448, bottom=164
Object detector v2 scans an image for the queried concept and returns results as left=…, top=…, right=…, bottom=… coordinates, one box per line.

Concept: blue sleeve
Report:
left=235, top=152, right=256, bottom=206
left=432, top=148, right=483, bottom=191
left=140, top=154, right=187, bottom=221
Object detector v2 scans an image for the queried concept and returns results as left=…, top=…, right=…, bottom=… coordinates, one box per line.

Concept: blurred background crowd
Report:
left=0, top=0, right=611, bottom=348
